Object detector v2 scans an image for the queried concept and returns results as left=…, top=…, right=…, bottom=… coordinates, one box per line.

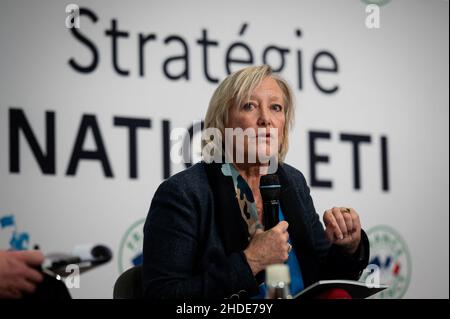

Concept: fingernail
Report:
left=339, top=235, right=344, bottom=240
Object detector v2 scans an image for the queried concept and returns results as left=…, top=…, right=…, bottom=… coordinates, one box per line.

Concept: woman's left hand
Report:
left=323, top=207, right=361, bottom=255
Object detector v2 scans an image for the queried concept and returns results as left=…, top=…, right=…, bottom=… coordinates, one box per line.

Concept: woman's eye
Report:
left=242, top=103, right=255, bottom=111
left=271, top=104, right=283, bottom=112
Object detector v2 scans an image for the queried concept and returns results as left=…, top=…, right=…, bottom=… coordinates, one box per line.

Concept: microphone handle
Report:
left=263, top=200, right=279, bottom=230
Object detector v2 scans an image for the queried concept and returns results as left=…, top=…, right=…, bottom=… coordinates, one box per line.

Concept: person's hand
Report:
left=323, top=207, right=361, bottom=255
left=0, top=250, right=44, bottom=299
left=244, top=221, right=290, bottom=275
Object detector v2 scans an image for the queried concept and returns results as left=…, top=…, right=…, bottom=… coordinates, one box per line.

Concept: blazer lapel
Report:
left=278, top=165, right=319, bottom=286
left=204, top=162, right=250, bottom=255
left=278, top=165, right=313, bottom=251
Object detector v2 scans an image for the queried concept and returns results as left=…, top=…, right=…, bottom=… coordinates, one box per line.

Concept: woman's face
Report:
left=226, top=77, right=286, bottom=164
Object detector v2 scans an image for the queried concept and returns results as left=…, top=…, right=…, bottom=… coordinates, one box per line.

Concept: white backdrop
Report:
left=0, top=0, right=448, bottom=298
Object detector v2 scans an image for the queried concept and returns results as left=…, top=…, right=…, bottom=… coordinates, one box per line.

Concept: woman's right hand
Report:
left=243, top=221, right=290, bottom=275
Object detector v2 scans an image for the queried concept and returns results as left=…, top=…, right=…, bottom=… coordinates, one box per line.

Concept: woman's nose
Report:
left=257, top=106, right=272, bottom=127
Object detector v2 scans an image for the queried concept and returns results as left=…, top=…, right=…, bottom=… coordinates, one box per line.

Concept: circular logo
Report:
left=118, top=219, right=145, bottom=273
left=365, top=225, right=412, bottom=298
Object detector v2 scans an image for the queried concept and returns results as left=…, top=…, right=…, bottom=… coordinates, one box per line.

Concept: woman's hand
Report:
left=244, top=221, right=290, bottom=275
left=323, top=207, right=361, bottom=255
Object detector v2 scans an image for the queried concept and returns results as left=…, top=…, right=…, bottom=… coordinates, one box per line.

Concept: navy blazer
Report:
left=143, top=162, right=369, bottom=299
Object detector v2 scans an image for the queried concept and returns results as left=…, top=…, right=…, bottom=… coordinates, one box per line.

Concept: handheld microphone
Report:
left=42, top=244, right=112, bottom=278
left=260, top=174, right=281, bottom=230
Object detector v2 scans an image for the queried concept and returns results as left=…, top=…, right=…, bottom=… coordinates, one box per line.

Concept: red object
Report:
left=316, top=288, right=352, bottom=299
left=393, top=263, right=401, bottom=276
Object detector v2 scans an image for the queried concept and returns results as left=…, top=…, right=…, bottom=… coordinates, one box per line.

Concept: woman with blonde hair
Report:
left=143, top=65, right=369, bottom=299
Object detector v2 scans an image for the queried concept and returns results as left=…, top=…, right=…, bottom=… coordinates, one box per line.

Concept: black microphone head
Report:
left=260, top=174, right=281, bottom=202
left=91, top=245, right=113, bottom=263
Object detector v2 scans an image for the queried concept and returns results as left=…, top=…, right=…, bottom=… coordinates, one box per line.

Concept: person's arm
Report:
left=142, top=178, right=258, bottom=299
left=296, top=173, right=370, bottom=280
left=0, top=250, right=44, bottom=299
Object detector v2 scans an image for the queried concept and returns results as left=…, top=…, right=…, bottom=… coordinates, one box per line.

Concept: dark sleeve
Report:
left=142, top=178, right=258, bottom=299
left=297, top=172, right=370, bottom=280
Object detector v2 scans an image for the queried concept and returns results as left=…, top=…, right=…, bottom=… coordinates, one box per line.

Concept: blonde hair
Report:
left=203, top=65, right=295, bottom=162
